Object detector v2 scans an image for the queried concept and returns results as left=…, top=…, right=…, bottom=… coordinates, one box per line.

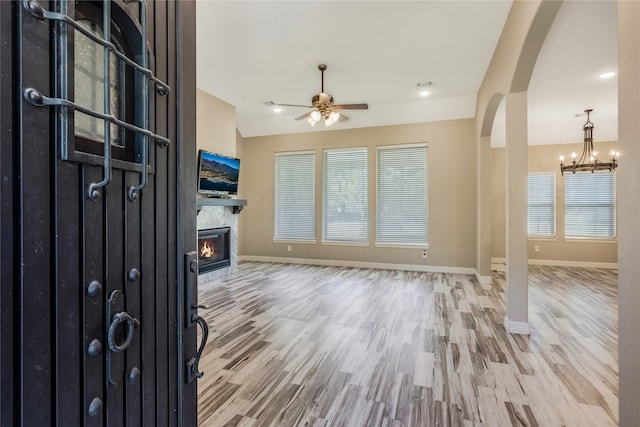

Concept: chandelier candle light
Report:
left=559, top=109, right=618, bottom=175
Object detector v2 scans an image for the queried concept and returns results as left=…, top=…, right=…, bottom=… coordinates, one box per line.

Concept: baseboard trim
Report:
left=475, top=271, right=493, bottom=285
left=504, top=317, right=530, bottom=335
left=239, top=255, right=475, bottom=275
left=490, top=257, right=617, bottom=269
left=527, top=259, right=618, bottom=269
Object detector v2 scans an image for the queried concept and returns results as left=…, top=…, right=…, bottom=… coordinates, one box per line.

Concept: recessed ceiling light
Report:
left=599, top=71, right=616, bottom=79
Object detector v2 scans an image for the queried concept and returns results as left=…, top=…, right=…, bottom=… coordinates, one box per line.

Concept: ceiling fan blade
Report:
left=338, top=113, right=349, bottom=122
left=334, top=103, right=369, bottom=110
left=277, top=103, right=313, bottom=108
left=294, top=111, right=312, bottom=121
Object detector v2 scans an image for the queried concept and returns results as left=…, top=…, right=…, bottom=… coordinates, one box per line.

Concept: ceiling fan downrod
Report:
left=319, top=64, right=327, bottom=93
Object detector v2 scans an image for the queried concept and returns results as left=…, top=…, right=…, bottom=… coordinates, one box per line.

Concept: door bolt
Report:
left=128, top=268, right=141, bottom=282
left=129, top=367, right=141, bottom=384
left=87, top=339, right=102, bottom=357
left=88, top=398, right=103, bottom=417
left=87, top=280, right=102, bottom=297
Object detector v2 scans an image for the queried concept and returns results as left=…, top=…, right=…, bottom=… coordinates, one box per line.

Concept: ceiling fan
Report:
left=272, top=64, right=369, bottom=127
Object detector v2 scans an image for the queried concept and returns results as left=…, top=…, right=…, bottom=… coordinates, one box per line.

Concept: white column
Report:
left=504, top=91, right=529, bottom=335
left=476, top=135, right=492, bottom=283
left=617, top=1, right=640, bottom=424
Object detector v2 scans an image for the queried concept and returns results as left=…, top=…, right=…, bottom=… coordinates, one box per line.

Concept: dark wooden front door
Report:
left=0, top=1, right=200, bottom=425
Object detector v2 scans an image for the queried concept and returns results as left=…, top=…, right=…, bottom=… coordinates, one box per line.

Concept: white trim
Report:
left=491, top=256, right=617, bottom=269
left=374, top=242, right=430, bottom=249
left=563, top=237, right=617, bottom=244
left=273, top=239, right=316, bottom=245
left=321, top=240, right=370, bottom=247
left=475, top=271, right=492, bottom=285
left=239, top=255, right=475, bottom=275
left=504, top=317, right=530, bottom=335
left=376, top=142, right=428, bottom=151
left=323, top=146, right=368, bottom=154
left=274, top=149, right=315, bottom=156
left=528, top=259, right=618, bottom=269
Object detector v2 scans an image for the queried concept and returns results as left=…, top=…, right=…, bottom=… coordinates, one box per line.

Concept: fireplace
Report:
left=198, top=227, right=230, bottom=274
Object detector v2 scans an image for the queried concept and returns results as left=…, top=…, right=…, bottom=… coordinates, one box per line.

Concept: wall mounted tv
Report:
left=197, top=150, right=240, bottom=196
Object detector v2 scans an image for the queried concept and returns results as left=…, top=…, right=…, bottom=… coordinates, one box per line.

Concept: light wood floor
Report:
left=196, top=262, right=618, bottom=426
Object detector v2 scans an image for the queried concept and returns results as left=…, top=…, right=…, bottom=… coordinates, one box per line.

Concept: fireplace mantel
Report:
left=196, top=198, right=247, bottom=214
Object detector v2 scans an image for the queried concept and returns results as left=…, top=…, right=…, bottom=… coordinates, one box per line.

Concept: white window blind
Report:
left=564, top=173, right=616, bottom=238
left=377, top=144, right=428, bottom=244
left=323, top=148, right=368, bottom=242
left=527, top=173, right=556, bottom=236
left=274, top=152, right=315, bottom=241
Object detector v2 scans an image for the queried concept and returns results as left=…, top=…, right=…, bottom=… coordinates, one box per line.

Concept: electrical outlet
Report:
left=421, top=250, right=428, bottom=259
left=534, top=245, right=540, bottom=253
left=287, top=245, right=292, bottom=252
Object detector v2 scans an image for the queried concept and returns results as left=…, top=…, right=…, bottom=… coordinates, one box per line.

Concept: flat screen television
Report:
left=197, top=150, right=240, bottom=196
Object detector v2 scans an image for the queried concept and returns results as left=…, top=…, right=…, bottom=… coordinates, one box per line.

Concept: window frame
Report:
left=62, top=0, right=150, bottom=172
left=321, top=147, right=369, bottom=245
left=375, top=143, right=429, bottom=247
left=273, top=151, right=317, bottom=243
left=527, top=172, right=556, bottom=238
left=563, top=172, right=617, bottom=240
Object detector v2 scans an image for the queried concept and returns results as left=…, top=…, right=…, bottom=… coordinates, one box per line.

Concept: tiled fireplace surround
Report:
left=197, top=205, right=239, bottom=284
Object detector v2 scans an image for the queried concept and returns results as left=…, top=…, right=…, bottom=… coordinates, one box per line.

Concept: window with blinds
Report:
left=322, top=148, right=368, bottom=243
left=527, top=173, right=556, bottom=236
left=376, top=144, right=428, bottom=244
left=564, top=173, right=616, bottom=238
left=274, top=151, right=316, bottom=241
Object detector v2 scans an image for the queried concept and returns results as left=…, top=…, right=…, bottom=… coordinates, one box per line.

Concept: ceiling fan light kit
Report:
left=274, top=64, right=368, bottom=128
left=559, top=109, right=618, bottom=175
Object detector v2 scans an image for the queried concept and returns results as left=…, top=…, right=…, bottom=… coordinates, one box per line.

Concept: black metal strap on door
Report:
left=22, top=0, right=171, bottom=201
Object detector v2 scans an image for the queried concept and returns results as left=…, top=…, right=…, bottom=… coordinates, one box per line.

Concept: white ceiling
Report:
left=196, top=1, right=618, bottom=145
left=492, top=0, right=618, bottom=147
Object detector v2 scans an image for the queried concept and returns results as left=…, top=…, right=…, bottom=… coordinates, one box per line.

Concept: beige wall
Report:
left=491, top=142, right=618, bottom=264
left=196, top=89, right=237, bottom=158
left=239, top=119, right=477, bottom=269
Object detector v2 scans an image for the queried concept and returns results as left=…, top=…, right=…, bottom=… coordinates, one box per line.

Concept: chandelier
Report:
left=559, top=109, right=618, bottom=175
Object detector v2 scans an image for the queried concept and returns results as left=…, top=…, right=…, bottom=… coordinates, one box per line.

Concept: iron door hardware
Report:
left=184, top=251, right=209, bottom=383
left=107, top=311, right=139, bottom=353
left=22, top=0, right=171, bottom=201
left=184, top=251, right=198, bottom=326
left=187, top=311, right=209, bottom=382
left=23, top=0, right=170, bottom=94
left=106, top=290, right=139, bottom=385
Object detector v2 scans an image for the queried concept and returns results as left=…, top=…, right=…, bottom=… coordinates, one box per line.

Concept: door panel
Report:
left=0, top=1, right=199, bottom=425
left=124, top=168, right=143, bottom=425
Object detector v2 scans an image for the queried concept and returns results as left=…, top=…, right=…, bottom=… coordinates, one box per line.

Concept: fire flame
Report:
left=200, top=241, right=215, bottom=258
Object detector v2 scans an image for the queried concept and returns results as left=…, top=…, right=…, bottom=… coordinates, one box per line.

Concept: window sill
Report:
left=528, top=236, right=558, bottom=242
left=321, top=240, right=369, bottom=247
left=273, top=239, right=316, bottom=245
left=375, top=242, right=429, bottom=249
left=564, top=237, right=617, bottom=244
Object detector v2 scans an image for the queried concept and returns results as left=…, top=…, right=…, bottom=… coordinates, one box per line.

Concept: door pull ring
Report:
left=107, top=311, right=139, bottom=353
